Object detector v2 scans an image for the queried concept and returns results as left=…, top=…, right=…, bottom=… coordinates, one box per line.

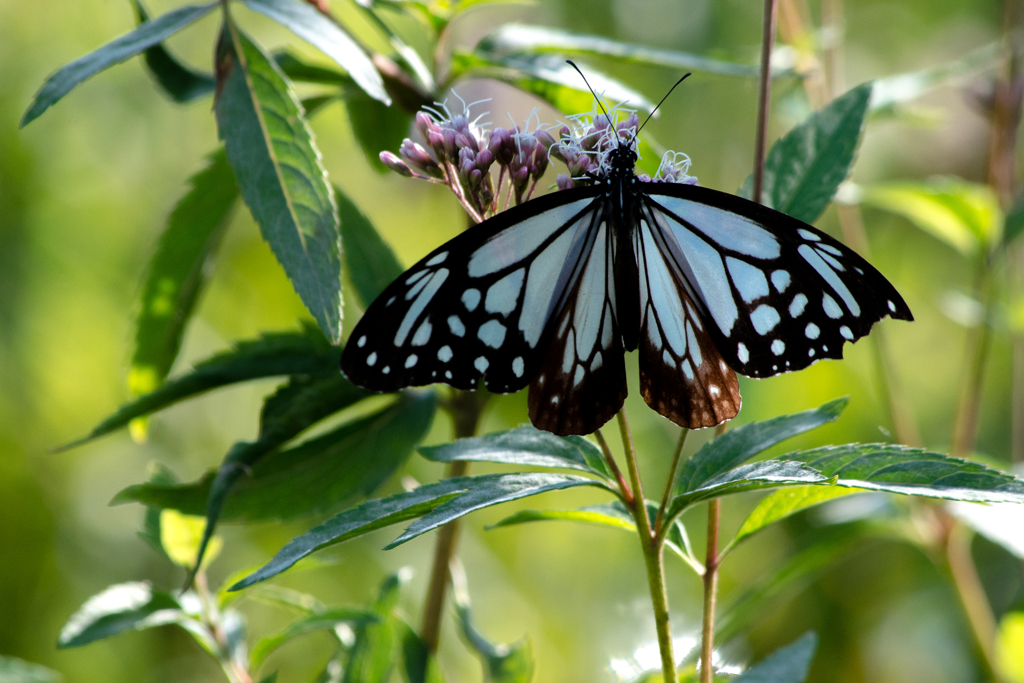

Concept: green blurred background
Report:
left=1, top=0, right=1021, bottom=681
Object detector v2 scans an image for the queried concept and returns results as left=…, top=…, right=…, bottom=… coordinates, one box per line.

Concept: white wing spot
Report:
left=445, top=370, right=453, bottom=379
left=726, top=257, right=769, bottom=303
left=750, top=304, right=781, bottom=335
left=512, top=357, right=524, bottom=377
left=395, top=269, right=449, bottom=345
left=573, top=365, right=585, bottom=387
left=367, top=352, right=377, bottom=366
left=808, top=348, right=815, bottom=357
left=818, top=243, right=842, bottom=256
left=798, top=229, right=820, bottom=241
left=771, top=270, right=790, bottom=293
left=823, top=294, right=843, bottom=319
left=448, top=315, right=466, bottom=337
left=840, top=325, right=854, bottom=340
left=462, top=289, right=481, bottom=311
left=438, top=346, right=453, bottom=362
left=683, top=359, right=695, bottom=380
left=383, top=366, right=391, bottom=374
left=412, top=319, right=432, bottom=346
left=888, top=300, right=896, bottom=312
left=551, top=395, right=559, bottom=405
left=474, top=356, right=489, bottom=373
left=357, top=336, right=366, bottom=347
left=486, top=268, right=525, bottom=316
left=709, top=385, right=720, bottom=397
left=805, top=323, right=820, bottom=339
left=815, top=247, right=846, bottom=272
left=562, top=331, right=576, bottom=373
left=662, top=349, right=673, bottom=366
left=720, top=360, right=727, bottom=372
left=406, top=270, right=429, bottom=287
left=426, top=251, right=448, bottom=266
left=789, top=293, right=808, bottom=317
left=686, top=320, right=702, bottom=366
left=405, top=354, right=418, bottom=368
left=771, top=339, right=785, bottom=356
left=591, top=352, right=603, bottom=371
left=823, top=345, right=829, bottom=352
left=800, top=245, right=861, bottom=316
left=737, top=343, right=749, bottom=364
left=477, top=320, right=507, bottom=348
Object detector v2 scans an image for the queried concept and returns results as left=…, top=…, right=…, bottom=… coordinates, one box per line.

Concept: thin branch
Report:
left=595, top=428, right=634, bottom=504
left=752, top=0, right=779, bottom=205
left=655, top=428, right=689, bottom=535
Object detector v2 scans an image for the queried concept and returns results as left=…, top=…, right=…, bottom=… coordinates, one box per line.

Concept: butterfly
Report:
left=341, top=102, right=912, bottom=437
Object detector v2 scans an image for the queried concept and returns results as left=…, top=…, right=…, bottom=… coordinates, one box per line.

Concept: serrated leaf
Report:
left=477, top=24, right=772, bottom=79
left=739, top=84, right=872, bottom=223
left=0, top=656, right=63, bottom=683
left=488, top=504, right=636, bottom=532
left=344, top=571, right=407, bottom=683
left=734, top=486, right=857, bottom=546
left=215, top=20, right=343, bottom=341
left=734, top=632, right=817, bottom=683
left=58, top=582, right=183, bottom=648
left=997, top=612, right=1024, bottom=683
left=669, top=461, right=830, bottom=517
left=337, top=187, right=403, bottom=307
left=784, top=444, right=1024, bottom=502
left=947, top=500, right=1024, bottom=560
left=449, top=52, right=654, bottom=116
left=673, top=399, right=847, bottom=497
left=131, top=0, right=216, bottom=103
left=59, top=326, right=337, bottom=450
left=129, top=149, right=237, bottom=400
left=20, top=2, right=218, bottom=126
left=861, top=178, right=1003, bottom=256
left=419, top=426, right=613, bottom=479
left=346, top=95, right=413, bottom=173
left=251, top=608, right=378, bottom=668
left=241, top=0, right=388, bottom=103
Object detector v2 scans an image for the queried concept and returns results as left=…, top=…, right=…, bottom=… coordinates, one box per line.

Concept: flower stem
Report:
left=752, top=0, right=779, bottom=205
left=617, top=411, right=677, bottom=683
left=700, top=498, right=721, bottom=683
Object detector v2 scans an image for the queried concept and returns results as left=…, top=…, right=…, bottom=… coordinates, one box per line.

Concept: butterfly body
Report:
left=342, top=139, right=912, bottom=436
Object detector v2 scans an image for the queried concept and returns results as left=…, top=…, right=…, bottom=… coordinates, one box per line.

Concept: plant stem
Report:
left=700, top=498, right=721, bottom=683
left=951, top=266, right=994, bottom=458
left=595, top=428, right=634, bottom=504
left=655, top=428, right=689, bottom=535
left=752, top=0, right=779, bottom=205
left=945, top=519, right=1004, bottom=682
left=618, top=411, right=677, bottom=683
left=420, top=389, right=486, bottom=653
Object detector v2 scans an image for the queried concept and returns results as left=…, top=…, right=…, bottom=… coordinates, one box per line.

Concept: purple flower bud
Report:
left=380, top=151, right=413, bottom=177
left=533, top=143, right=549, bottom=177
left=556, top=173, right=575, bottom=191
left=400, top=139, right=438, bottom=172
left=535, top=128, right=556, bottom=151
left=517, top=133, right=538, bottom=159
left=428, top=131, right=446, bottom=159
left=617, top=113, right=640, bottom=134
left=442, top=129, right=458, bottom=160
left=593, top=114, right=610, bottom=131
left=415, top=112, right=434, bottom=141
left=455, top=133, right=478, bottom=153
left=637, top=173, right=652, bottom=182
left=513, top=166, right=529, bottom=186
left=459, top=147, right=476, bottom=176
left=475, top=148, right=494, bottom=172
left=683, top=175, right=699, bottom=185
left=469, top=168, right=483, bottom=186
left=490, top=128, right=515, bottom=166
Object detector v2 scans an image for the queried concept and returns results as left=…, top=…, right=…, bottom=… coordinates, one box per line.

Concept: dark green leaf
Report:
left=215, top=21, right=343, bottom=342
left=241, top=0, right=388, bottom=103
left=673, top=398, right=847, bottom=496
left=1005, top=199, right=1024, bottom=246
left=337, top=187, right=403, bottom=307
left=733, top=485, right=856, bottom=546
left=477, top=24, right=774, bottom=79
left=138, top=463, right=178, bottom=558
left=129, top=149, right=237, bottom=399
left=419, top=427, right=613, bottom=479
left=783, top=444, right=1024, bottom=502
left=58, top=582, right=183, bottom=648
left=734, top=632, right=817, bottom=683
left=344, top=571, right=406, bottom=683
left=274, top=51, right=357, bottom=88
left=739, top=84, right=872, bottom=223
left=669, top=461, right=830, bottom=517
left=20, top=2, right=218, bottom=126
left=258, top=674, right=278, bottom=683
left=451, top=563, right=534, bottom=683
left=251, top=608, right=378, bottom=668
left=448, top=52, right=654, bottom=116
left=395, top=619, right=446, bottom=683
left=0, top=656, right=63, bottom=683
left=346, top=96, right=413, bottom=173
left=59, top=326, right=337, bottom=450
left=131, top=0, right=216, bottom=102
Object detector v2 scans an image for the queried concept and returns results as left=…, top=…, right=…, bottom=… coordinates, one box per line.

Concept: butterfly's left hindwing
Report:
left=341, top=189, right=602, bottom=395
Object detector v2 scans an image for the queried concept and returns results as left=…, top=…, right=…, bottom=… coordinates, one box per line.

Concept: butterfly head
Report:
left=606, top=142, right=638, bottom=179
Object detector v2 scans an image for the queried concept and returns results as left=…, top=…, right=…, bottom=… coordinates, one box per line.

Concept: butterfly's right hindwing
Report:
left=341, top=190, right=602, bottom=395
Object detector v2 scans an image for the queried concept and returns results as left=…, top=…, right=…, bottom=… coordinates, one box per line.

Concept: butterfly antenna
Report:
left=566, top=60, right=612, bottom=122
left=633, top=72, right=692, bottom=141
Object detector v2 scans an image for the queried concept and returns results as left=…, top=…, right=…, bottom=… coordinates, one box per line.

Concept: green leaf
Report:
left=861, top=178, right=1003, bottom=256
left=784, top=444, right=1024, bottom=502
left=669, top=461, right=830, bottom=517
left=733, top=485, right=857, bottom=546
left=346, top=95, right=413, bottom=173
left=946, top=500, right=1024, bottom=560
left=274, top=51, right=357, bottom=88
left=131, top=0, right=216, bottom=103
left=59, top=326, right=337, bottom=450
left=739, top=84, right=872, bottom=223
left=344, top=571, right=406, bottom=683
left=251, top=608, right=378, bottom=668
left=259, top=674, right=279, bottom=683
left=0, top=656, right=63, bottom=683
left=129, top=149, right=237, bottom=400
left=337, top=187, right=403, bottom=307
left=734, top=632, right=817, bottom=683
left=1004, top=200, right=1024, bottom=246
left=997, top=612, right=1024, bottom=683
left=20, top=2, right=217, bottom=126
left=488, top=504, right=636, bottom=533
left=58, top=582, right=183, bottom=648
left=395, top=619, right=446, bottom=683
left=450, top=562, right=534, bottom=683
left=477, top=24, right=774, bottom=80
left=673, top=399, right=847, bottom=497
left=113, top=390, right=431, bottom=523
left=241, top=0, right=388, bottom=104
left=419, top=426, right=613, bottom=479
left=138, top=462, right=177, bottom=558
left=215, top=21, right=343, bottom=342
left=870, top=42, right=1003, bottom=113
left=449, top=52, right=654, bottom=116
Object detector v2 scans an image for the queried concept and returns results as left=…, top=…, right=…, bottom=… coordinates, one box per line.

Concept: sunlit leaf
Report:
left=241, top=0, right=388, bottom=103
left=160, top=509, right=223, bottom=569
left=58, top=582, right=184, bottom=648
left=251, top=608, right=378, bottom=668
left=734, top=632, right=817, bottom=683
left=419, top=426, right=613, bottom=479
left=997, top=612, right=1024, bottom=683
left=488, top=504, right=636, bottom=533
left=215, top=20, right=343, bottom=341
left=337, top=187, right=404, bottom=307
left=733, top=486, right=858, bottom=546
left=477, top=24, right=774, bottom=79
left=669, top=461, right=830, bottom=517
left=0, top=656, right=63, bottom=683
left=131, top=0, right=216, bottom=102
left=673, top=399, right=847, bottom=497
left=947, top=500, right=1024, bottom=560
left=861, top=178, right=1003, bottom=257
left=129, top=149, right=236, bottom=405
left=739, top=84, right=872, bottom=223
left=20, top=2, right=218, bottom=126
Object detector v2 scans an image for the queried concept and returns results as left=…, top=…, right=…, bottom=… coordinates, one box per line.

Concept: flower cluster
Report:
left=380, top=97, right=697, bottom=222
